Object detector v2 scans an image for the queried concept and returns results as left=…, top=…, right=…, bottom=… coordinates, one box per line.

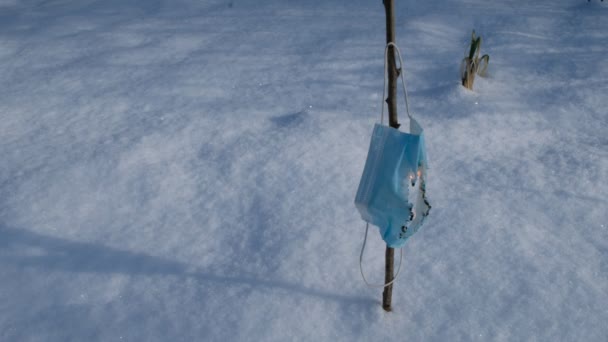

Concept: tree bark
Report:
left=382, top=0, right=399, bottom=312
left=384, top=0, right=399, bottom=130
left=382, top=245, right=395, bottom=311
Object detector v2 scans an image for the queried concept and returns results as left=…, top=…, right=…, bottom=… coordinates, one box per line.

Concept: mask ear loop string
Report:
left=380, top=42, right=414, bottom=125
left=360, top=223, right=403, bottom=288
left=360, top=42, right=413, bottom=288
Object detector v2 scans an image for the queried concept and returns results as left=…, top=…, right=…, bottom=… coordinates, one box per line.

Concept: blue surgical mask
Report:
left=355, top=119, right=431, bottom=248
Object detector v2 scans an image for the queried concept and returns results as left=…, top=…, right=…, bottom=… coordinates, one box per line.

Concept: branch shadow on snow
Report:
left=269, top=110, right=309, bottom=129
left=0, top=226, right=377, bottom=309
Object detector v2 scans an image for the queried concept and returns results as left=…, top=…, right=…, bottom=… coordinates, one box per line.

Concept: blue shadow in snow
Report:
left=0, top=226, right=377, bottom=310
left=269, top=110, right=309, bottom=128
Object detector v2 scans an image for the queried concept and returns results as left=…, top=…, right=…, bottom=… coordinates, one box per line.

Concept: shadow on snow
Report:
left=0, top=225, right=377, bottom=308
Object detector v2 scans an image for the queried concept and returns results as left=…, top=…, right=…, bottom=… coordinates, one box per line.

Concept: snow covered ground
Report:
left=1, top=0, right=607, bottom=340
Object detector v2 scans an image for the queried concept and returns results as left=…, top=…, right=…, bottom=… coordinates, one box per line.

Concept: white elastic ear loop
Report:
left=359, top=223, right=403, bottom=288
left=380, top=42, right=414, bottom=126
left=361, top=42, right=411, bottom=289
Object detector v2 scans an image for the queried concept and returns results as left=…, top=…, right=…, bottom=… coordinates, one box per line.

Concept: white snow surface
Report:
left=1, top=0, right=607, bottom=340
